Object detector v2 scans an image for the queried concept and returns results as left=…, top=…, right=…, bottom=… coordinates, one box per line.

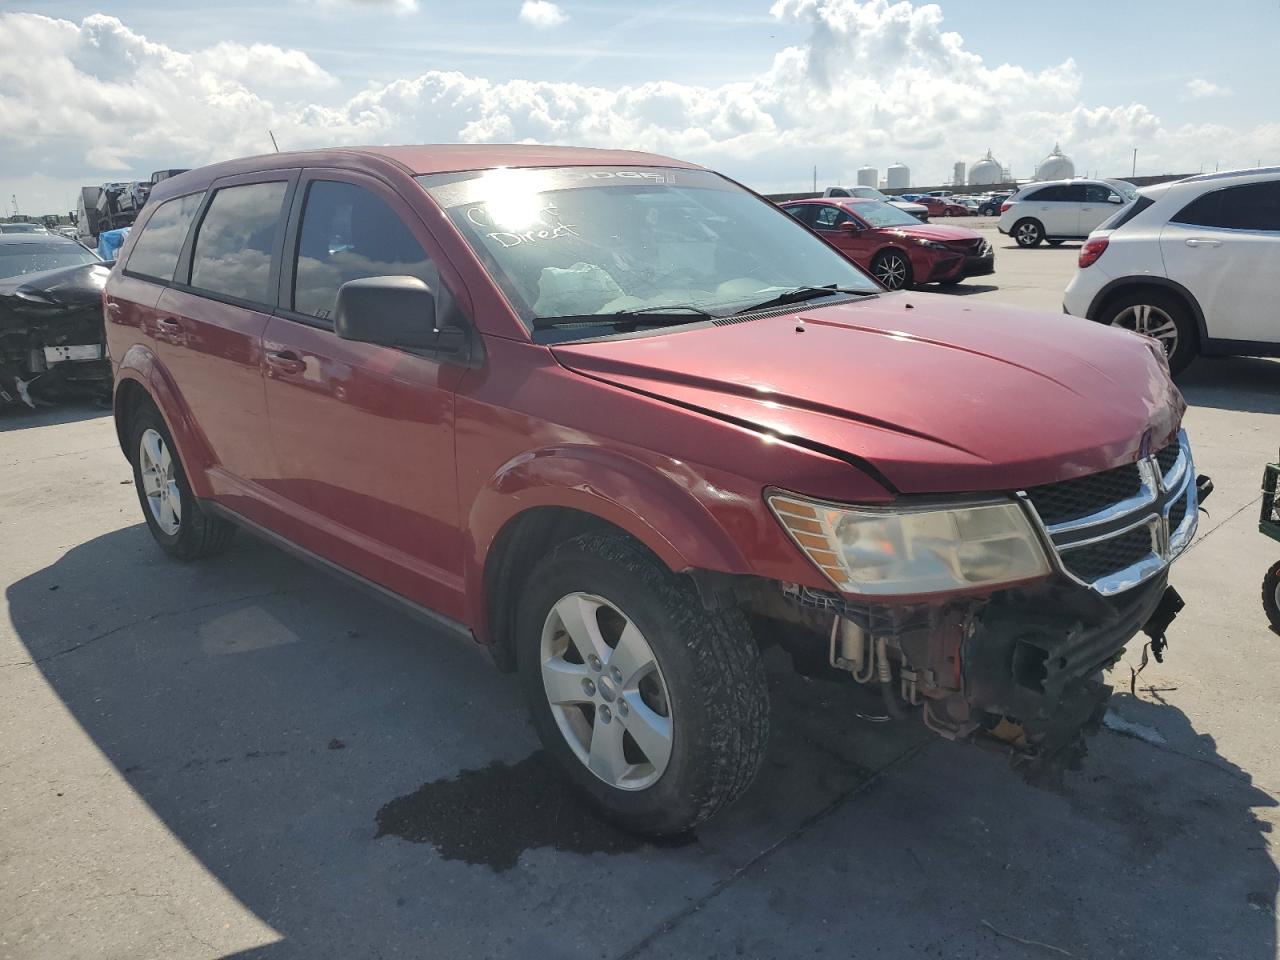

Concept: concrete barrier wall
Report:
left=764, top=173, right=1193, bottom=203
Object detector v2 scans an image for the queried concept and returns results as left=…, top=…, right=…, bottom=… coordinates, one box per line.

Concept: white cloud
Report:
left=2, top=3, right=1277, bottom=214
left=318, top=0, right=418, bottom=12
left=519, top=1, right=568, bottom=28
left=1185, top=77, right=1232, bottom=100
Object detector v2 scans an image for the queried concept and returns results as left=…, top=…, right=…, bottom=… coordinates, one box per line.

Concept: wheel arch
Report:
left=1086, top=276, right=1207, bottom=341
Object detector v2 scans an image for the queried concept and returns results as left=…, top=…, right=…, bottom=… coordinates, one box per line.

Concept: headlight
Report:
left=768, top=494, right=1051, bottom=596
left=915, top=239, right=948, bottom=250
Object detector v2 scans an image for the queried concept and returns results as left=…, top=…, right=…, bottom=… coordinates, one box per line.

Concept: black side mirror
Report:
left=335, top=276, right=440, bottom=350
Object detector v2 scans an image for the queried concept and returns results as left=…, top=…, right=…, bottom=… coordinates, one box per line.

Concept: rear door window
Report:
left=1024, top=185, right=1064, bottom=202
left=291, top=180, right=437, bottom=322
left=189, top=181, right=289, bottom=305
left=781, top=204, right=814, bottom=226
left=1172, top=181, right=1280, bottom=231
left=125, top=192, right=203, bottom=281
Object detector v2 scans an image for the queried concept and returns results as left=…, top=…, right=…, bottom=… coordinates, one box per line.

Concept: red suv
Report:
left=105, top=146, right=1203, bottom=835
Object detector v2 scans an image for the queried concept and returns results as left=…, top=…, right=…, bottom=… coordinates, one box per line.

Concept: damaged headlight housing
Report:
left=768, top=493, right=1051, bottom=596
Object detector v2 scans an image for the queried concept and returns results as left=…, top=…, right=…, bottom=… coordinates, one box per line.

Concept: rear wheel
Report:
left=516, top=533, right=769, bottom=836
left=871, top=250, right=913, bottom=290
left=1098, top=288, right=1197, bottom=375
left=1261, top=561, right=1280, bottom=632
left=128, top=403, right=235, bottom=560
left=1013, top=219, right=1044, bottom=247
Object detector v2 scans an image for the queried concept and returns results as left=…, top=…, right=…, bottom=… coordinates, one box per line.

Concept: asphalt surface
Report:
left=3, top=232, right=1279, bottom=959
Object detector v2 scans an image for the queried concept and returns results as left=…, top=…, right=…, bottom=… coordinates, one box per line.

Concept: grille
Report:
left=1024, top=462, right=1144, bottom=526
left=1154, top=442, right=1179, bottom=477
left=1168, top=495, right=1187, bottom=533
left=947, top=238, right=986, bottom=255
left=1062, top=525, right=1154, bottom=582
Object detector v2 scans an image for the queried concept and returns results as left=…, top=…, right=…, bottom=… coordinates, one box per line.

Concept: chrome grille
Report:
left=1020, top=431, right=1196, bottom=597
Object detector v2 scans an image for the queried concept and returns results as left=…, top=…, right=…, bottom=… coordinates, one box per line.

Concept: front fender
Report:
left=464, top=444, right=755, bottom=629
left=114, top=343, right=216, bottom=498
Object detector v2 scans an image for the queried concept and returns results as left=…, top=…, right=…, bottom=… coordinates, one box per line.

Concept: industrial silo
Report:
left=1034, top=143, right=1075, bottom=181
left=953, top=161, right=966, bottom=186
left=856, top=166, right=878, bottom=187
left=968, top=149, right=1003, bottom=186
left=886, top=162, right=910, bottom=190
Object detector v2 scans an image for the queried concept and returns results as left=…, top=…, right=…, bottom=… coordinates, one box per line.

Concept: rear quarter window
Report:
left=125, top=192, right=204, bottom=281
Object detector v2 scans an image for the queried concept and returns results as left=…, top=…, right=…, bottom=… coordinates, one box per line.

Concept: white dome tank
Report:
left=968, top=149, right=1003, bottom=185
left=953, top=161, right=966, bottom=186
left=1035, top=143, right=1075, bottom=181
left=856, top=166, right=878, bottom=187
left=886, top=163, right=910, bottom=190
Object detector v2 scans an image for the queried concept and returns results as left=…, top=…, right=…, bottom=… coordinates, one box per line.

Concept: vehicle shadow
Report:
left=0, top=401, right=109, bottom=432
left=7, top=527, right=1276, bottom=959
left=926, top=282, right=999, bottom=297
left=1179, top=355, right=1280, bottom=415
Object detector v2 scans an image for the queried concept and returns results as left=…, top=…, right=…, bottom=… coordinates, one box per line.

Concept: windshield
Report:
left=0, top=241, right=98, bottom=279
left=851, top=200, right=925, bottom=228
left=1110, top=180, right=1139, bottom=201
left=418, top=167, right=878, bottom=330
left=850, top=187, right=888, bottom=200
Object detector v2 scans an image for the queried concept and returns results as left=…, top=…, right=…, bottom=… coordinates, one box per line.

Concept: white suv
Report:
left=998, top=178, right=1137, bottom=247
left=1063, top=167, right=1280, bottom=374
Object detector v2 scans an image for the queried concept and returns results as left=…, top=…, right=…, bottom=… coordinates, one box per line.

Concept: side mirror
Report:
left=1108, top=195, right=1125, bottom=204
left=335, top=275, right=440, bottom=350
left=839, top=220, right=861, bottom=232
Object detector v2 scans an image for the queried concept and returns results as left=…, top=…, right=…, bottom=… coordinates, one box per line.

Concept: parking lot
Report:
left=3, top=233, right=1278, bottom=959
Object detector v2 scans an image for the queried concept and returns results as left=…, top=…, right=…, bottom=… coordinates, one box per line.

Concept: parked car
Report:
left=106, top=145, right=1202, bottom=835
left=780, top=197, right=992, bottom=289
left=999, top=178, right=1137, bottom=247
left=918, top=196, right=971, bottom=217
left=823, top=186, right=929, bottom=221
left=0, top=234, right=108, bottom=406
left=978, top=193, right=1010, bottom=216
left=957, top=198, right=981, bottom=214
left=1063, top=167, right=1280, bottom=374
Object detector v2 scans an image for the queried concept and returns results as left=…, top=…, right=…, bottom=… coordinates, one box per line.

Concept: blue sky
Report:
left=3, top=0, right=1277, bottom=214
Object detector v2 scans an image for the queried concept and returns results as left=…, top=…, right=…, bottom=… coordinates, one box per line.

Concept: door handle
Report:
left=265, top=349, right=307, bottom=376
left=1184, top=238, right=1222, bottom=248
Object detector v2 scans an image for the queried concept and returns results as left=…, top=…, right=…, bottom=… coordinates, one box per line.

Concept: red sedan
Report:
left=916, top=196, right=971, bottom=217
left=780, top=197, right=994, bottom=290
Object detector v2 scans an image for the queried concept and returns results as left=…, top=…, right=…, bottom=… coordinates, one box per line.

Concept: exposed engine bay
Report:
left=0, top=262, right=112, bottom=408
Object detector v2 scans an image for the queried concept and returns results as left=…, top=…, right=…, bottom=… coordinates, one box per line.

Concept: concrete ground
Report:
left=3, top=237, right=1279, bottom=959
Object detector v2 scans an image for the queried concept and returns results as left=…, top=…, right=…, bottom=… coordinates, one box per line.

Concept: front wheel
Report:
left=1262, top=561, right=1280, bottom=632
left=128, top=403, right=236, bottom=560
left=1013, top=219, right=1044, bottom=247
left=516, top=534, right=769, bottom=836
left=871, top=250, right=913, bottom=290
left=1098, top=289, right=1197, bottom=375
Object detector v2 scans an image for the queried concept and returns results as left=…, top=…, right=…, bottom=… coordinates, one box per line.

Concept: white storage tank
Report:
left=856, top=166, right=878, bottom=187
left=968, top=150, right=1003, bottom=186
left=1035, top=143, right=1075, bottom=181
left=953, top=161, right=966, bottom=186
left=886, top=163, right=910, bottom=190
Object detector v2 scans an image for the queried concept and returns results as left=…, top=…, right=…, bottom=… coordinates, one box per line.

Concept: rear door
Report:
left=1160, top=179, right=1280, bottom=342
left=260, top=170, right=470, bottom=617
left=152, top=173, right=296, bottom=518
left=1021, top=184, right=1074, bottom=236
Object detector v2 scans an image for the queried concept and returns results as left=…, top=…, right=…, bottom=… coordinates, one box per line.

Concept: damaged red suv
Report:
left=105, top=145, right=1206, bottom=835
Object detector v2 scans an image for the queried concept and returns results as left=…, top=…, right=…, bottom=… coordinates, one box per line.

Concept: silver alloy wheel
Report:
left=1015, top=222, right=1040, bottom=246
left=1111, top=303, right=1179, bottom=357
left=1272, top=579, right=1280, bottom=616
left=874, top=253, right=909, bottom=290
left=139, top=427, right=181, bottom=535
left=540, top=592, right=674, bottom=791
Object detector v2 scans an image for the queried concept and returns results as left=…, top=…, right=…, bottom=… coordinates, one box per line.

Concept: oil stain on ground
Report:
left=375, top=750, right=693, bottom=871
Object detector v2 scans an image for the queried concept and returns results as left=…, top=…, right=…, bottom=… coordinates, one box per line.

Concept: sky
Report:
left=2, top=0, right=1278, bottom=216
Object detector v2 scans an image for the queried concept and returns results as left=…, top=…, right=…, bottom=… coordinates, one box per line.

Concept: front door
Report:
left=1160, top=179, right=1280, bottom=342
left=1078, top=183, right=1124, bottom=236
left=810, top=204, right=876, bottom=268
left=261, top=171, right=469, bottom=618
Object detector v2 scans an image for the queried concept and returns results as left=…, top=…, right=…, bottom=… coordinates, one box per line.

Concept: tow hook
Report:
left=1197, top=474, right=1214, bottom=505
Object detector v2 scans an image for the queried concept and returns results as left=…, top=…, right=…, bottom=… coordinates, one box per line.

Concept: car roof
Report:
left=148, top=144, right=702, bottom=204
left=1180, top=165, right=1280, bottom=184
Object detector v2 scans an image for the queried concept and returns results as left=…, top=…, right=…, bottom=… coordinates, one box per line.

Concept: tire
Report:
left=128, top=402, right=236, bottom=560
left=1097, top=288, right=1198, bottom=375
left=515, top=533, right=769, bottom=836
left=1013, top=219, right=1043, bottom=247
left=1262, top=561, right=1280, bottom=633
left=871, top=249, right=913, bottom=291
left=1047, top=239, right=1065, bottom=247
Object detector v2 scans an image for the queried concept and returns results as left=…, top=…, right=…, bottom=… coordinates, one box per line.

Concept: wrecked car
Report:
left=106, top=146, right=1207, bottom=836
left=0, top=233, right=110, bottom=407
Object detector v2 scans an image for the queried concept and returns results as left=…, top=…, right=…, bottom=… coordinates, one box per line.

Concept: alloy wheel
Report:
left=874, top=253, right=909, bottom=290
left=540, top=592, right=674, bottom=791
left=139, top=428, right=181, bottom=535
left=1015, top=222, right=1041, bottom=246
left=1111, top=303, right=1179, bottom=357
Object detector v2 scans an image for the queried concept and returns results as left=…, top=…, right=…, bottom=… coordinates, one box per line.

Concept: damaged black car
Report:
left=0, top=233, right=110, bottom=408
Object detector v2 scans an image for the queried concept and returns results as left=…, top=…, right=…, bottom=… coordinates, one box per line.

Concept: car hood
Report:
left=876, top=223, right=982, bottom=243
left=550, top=293, right=1184, bottom=496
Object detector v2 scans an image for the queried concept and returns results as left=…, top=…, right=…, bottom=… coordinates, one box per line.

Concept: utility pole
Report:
left=812, top=165, right=817, bottom=192
left=1131, top=148, right=1137, bottom=178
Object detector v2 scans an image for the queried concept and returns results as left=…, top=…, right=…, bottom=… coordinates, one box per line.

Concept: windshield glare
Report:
left=418, top=167, right=878, bottom=328
left=850, top=200, right=925, bottom=229
left=0, top=242, right=98, bottom=279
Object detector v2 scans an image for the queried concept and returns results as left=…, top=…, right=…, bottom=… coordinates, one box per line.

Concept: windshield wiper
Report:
left=731, top=284, right=872, bottom=316
left=533, top=305, right=717, bottom=331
